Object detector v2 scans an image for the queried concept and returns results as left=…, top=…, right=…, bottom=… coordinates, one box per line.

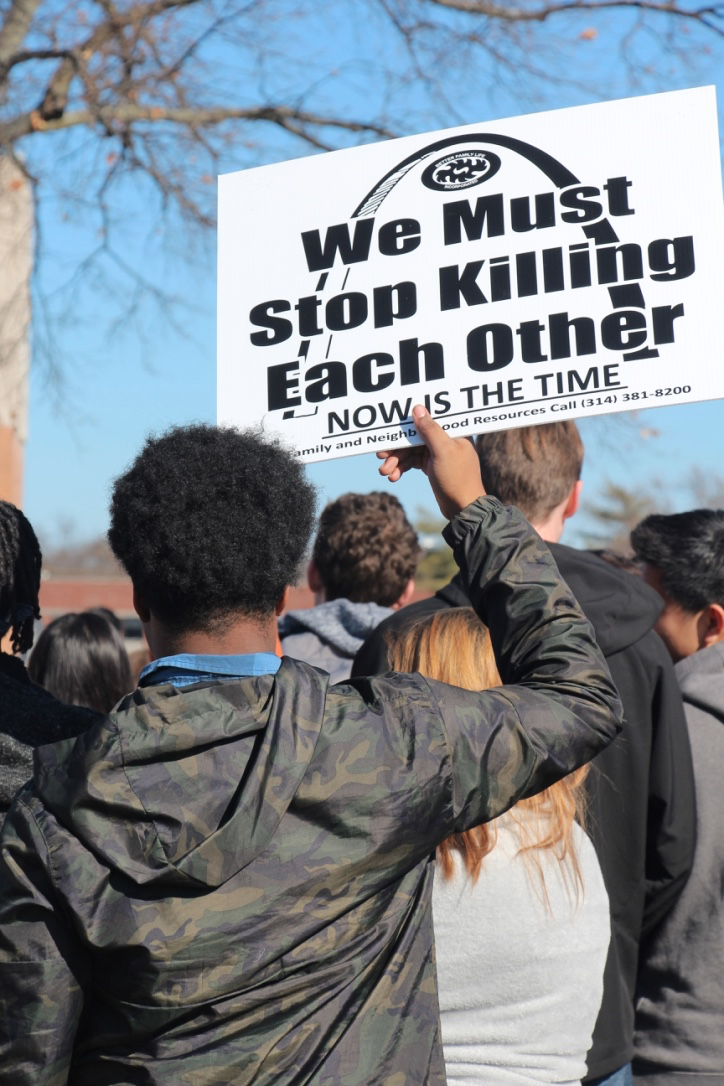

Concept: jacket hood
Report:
left=437, top=546, right=662, bottom=656
left=279, top=599, right=393, bottom=656
left=33, top=657, right=328, bottom=890
left=675, top=641, right=724, bottom=723
left=548, top=543, right=663, bottom=655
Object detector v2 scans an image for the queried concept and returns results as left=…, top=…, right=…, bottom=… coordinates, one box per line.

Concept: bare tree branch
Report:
left=417, top=0, right=724, bottom=33
left=0, top=103, right=395, bottom=145
left=0, top=0, right=44, bottom=69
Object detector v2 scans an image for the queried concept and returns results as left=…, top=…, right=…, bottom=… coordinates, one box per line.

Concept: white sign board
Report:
left=218, top=87, right=724, bottom=462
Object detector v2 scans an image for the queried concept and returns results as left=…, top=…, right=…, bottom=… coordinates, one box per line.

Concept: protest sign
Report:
left=218, top=86, right=724, bottom=463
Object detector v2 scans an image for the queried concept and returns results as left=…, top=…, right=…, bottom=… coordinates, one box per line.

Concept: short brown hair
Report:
left=475, top=422, right=583, bottom=524
left=312, top=492, right=419, bottom=607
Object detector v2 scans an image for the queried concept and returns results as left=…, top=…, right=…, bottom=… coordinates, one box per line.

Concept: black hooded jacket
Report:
left=353, top=541, right=696, bottom=1081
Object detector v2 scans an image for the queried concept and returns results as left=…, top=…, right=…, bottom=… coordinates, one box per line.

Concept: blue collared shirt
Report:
left=139, top=652, right=281, bottom=688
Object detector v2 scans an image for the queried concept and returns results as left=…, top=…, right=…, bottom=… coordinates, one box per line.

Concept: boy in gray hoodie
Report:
left=280, top=491, right=419, bottom=683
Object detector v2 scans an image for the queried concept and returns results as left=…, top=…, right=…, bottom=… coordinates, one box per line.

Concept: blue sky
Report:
left=20, top=3, right=724, bottom=550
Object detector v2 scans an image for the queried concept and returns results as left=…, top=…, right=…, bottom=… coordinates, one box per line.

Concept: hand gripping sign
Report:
left=217, top=86, right=724, bottom=463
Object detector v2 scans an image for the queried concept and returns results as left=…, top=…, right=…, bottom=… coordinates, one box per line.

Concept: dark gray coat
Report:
left=634, top=641, right=724, bottom=1085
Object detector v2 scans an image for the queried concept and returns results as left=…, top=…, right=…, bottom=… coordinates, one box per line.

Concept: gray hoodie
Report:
left=280, top=598, right=393, bottom=684
left=633, top=641, right=724, bottom=1084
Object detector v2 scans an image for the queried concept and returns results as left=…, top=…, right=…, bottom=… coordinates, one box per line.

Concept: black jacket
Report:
left=353, top=541, right=696, bottom=1081
left=0, top=652, right=100, bottom=827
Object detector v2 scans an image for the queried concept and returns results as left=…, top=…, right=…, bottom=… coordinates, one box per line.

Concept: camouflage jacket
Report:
left=0, top=498, right=622, bottom=1086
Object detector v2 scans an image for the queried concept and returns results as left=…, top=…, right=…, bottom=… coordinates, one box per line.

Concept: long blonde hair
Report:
left=390, top=608, right=588, bottom=892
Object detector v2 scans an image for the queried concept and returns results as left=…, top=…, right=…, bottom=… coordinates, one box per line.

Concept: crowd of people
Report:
left=0, top=413, right=721, bottom=1086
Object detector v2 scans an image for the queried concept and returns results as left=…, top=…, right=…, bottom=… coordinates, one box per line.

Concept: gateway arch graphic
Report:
left=351, top=131, right=620, bottom=248
left=282, top=130, right=655, bottom=424
left=346, top=131, right=652, bottom=347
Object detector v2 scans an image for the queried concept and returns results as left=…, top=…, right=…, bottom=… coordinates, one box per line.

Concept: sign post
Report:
left=218, top=87, right=724, bottom=463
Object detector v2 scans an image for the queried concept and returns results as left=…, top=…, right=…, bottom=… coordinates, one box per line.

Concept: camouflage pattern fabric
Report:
left=0, top=497, right=622, bottom=1085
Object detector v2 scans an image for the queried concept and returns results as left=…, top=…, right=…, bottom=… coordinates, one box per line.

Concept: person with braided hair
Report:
left=0, top=499, right=41, bottom=655
left=0, top=500, right=100, bottom=826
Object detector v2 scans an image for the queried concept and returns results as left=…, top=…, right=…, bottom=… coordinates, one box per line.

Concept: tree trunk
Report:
left=0, top=156, right=31, bottom=506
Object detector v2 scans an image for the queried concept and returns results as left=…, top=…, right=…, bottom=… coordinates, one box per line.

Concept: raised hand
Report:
left=377, top=405, right=486, bottom=520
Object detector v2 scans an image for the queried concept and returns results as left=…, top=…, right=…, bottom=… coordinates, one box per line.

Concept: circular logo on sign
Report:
left=421, top=151, right=501, bottom=192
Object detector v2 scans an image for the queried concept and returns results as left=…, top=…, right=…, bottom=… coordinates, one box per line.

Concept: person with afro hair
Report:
left=0, top=500, right=100, bottom=827
left=107, top=424, right=318, bottom=640
left=0, top=416, right=622, bottom=1086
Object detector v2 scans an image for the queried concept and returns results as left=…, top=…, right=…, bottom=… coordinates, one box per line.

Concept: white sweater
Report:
left=433, top=813, right=610, bottom=1086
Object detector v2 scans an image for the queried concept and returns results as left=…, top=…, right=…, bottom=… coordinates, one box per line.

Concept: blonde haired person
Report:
left=392, top=608, right=611, bottom=1086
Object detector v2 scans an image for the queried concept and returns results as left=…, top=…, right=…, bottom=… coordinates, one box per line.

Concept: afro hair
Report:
left=108, top=424, right=317, bottom=632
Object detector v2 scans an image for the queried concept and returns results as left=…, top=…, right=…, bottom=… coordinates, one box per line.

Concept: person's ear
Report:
left=562, top=480, right=583, bottom=522
left=391, top=578, right=415, bottom=611
left=306, top=560, right=323, bottom=595
left=275, top=587, right=290, bottom=617
left=701, top=602, right=724, bottom=648
left=132, top=587, right=151, bottom=624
